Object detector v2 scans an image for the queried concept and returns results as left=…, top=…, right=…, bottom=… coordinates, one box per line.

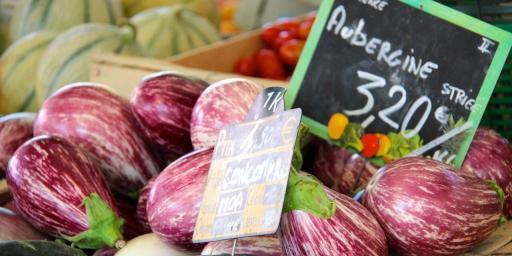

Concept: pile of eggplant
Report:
left=1, top=71, right=511, bottom=256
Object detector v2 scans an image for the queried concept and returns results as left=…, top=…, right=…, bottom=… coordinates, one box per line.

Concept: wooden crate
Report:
left=90, top=30, right=287, bottom=99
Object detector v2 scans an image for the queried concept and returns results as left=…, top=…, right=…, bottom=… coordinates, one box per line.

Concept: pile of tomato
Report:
left=234, top=12, right=316, bottom=80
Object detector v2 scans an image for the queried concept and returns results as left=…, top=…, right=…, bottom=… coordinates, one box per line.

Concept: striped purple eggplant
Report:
left=136, top=176, right=156, bottom=232
left=0, top=207, right=46, bottom=240
left=6, top=135, right=124, bottom=249
left=461, top=127, right=512, bottom=218
left=363, top=157, right=501, bottom=255
left=313, top=142, right=377, bottom=195
left=147, top=148, right=213, bottom=252
left=131, top=72, right=208, bottom=162
left=0, top=112, right=35, bottom=175
left=201, top=235, right=282, bottom=256
left=190, top=78, right=263, bottom=150
left=279, top=187, right=387, bottom=256
left=34, top=83, right=160, bottom=195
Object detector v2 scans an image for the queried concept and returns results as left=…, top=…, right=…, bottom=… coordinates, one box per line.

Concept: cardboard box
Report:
left=90, top=30, right=287, bottom=99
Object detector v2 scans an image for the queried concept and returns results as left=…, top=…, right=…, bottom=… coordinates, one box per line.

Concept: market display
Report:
left=1, top=0, right=512, bottom=255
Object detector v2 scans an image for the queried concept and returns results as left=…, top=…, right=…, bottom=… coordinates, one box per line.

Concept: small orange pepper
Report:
left=375, top=133, right=391, bottom=157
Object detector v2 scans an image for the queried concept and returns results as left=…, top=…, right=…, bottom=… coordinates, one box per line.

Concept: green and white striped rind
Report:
left=0, top=0, right=16, bottom=53
left=35, top=23, right=143, bottom=103
left=131, top=6, right=220, bottom=58
left=0, top=31, right=57, bottom=115
left=10, top=0, right=124, bottom=41
left=122, top=0, right=219, bottom=25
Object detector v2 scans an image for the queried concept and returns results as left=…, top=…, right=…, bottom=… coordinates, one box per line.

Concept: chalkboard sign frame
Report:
left=285, top=0, right=512, bottom=167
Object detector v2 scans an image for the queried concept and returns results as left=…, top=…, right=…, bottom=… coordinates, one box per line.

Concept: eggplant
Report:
left=7, top=135, right=123, bottom=249
left=136, top=176, right=156, bottom=232
left=364, top=157, right=501, bottom=255
left=0, top=207, right=46, bottom=240
left=190, top=78, right=263, bottom=150
left=313, top=141, right=377, bottom=195
left=461, top=127, right=512, bottom=218
left=279, top=186, right=387, bottom=256
left=34, top=83, right=160, bottom=195
left=147, top=148, right=213, bottom=252
left=0, top=112, right=35, bottom=176
left=131, top=71, right=208, bottom=162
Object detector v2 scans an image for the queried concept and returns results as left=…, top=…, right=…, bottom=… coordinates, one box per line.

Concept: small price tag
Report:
left=193, top=88, right=302, bottom=242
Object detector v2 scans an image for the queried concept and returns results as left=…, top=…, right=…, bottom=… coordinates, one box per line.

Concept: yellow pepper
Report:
left=327, top=113, right=349, bottom=140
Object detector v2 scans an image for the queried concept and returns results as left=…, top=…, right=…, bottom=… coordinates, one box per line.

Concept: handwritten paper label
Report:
left=193, top=108, right=302, bottom=242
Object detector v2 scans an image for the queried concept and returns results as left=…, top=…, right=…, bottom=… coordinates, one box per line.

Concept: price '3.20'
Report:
left=344, top=70, right=432, bottom=139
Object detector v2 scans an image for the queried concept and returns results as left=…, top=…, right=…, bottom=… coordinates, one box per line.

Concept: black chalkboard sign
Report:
left=285, top=0, right=512, bottom=167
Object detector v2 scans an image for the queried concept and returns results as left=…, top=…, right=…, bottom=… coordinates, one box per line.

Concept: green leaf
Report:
left=339, top=123, right=363, bottom=152
left=283, top=167, right=336, bottom=219
left=386, top=131, right=423, bottom=159
left=284, top=123, right=336, bottom=219
left=368, top=157, right=386, bottom=167
left=63, top=193, right=124, bottom=250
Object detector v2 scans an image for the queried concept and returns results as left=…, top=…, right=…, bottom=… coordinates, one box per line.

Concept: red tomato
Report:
left=361, top=134, right=379, bottom=158
left=272, top=31, right=295, bottom=51
left=279, top=39, right=305, bottom=66
left=273, top=17, right=300, bottom=35
left=299, top=20, right=313, bottom=40
left=261, top=25, right=280, bottom=46
left=255, top=48, right=286, bottom=80
left=306, top=11, right=317, bottom=22
left=234, top=54, right=257, bottom=77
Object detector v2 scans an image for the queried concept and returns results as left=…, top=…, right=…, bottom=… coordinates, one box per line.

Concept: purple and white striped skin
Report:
left=147, top=148, right=213, bottom=252
left=313, top=142, right=377, bottom=195
left=190, top=78, right=263, bottom=150
left=0, top=207, right=46, bottom=240
left=6, top=135, right=118, bottom=238
left=279, top=187, right=388, bottom=256
left=131, top=72, right=209, bottom=162
left=136, top=176, right=157, bottom=232
left=201, top=235, right=283, bottom=256
left=363, top=157, right=501, bottom=256
left=34, top=83, right=160, bottom=195
left=0, top=112, right=35, bottom=175
left=461, top=127, right=512, bottom=218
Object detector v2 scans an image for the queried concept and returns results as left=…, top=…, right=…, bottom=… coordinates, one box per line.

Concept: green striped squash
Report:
left=121, top=0, right=219, bottom=25
left=0, top=0, right=16, bottom=53
left=0, top=31, right=57, bottom=114
left=131, top=6, right=221, bottom=58
left=36, top=23, right=143, bottom=103
left=10, top=0, right=124, bottom=41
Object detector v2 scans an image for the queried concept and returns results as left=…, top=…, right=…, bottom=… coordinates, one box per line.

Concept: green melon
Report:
left=35, top=23, right=143, bottom=103
left=10, top=0, right=124, bottom=41
left=0, top=31, right=57, bottom=114
left=131, top=6, right=221, bottom=58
